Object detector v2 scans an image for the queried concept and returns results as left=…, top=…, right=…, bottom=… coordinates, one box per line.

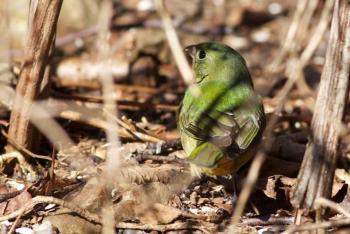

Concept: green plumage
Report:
left=178, top=42, right=265, bottom=176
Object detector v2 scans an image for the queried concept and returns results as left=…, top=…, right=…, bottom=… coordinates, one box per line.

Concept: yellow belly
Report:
left=181, top=133, right=258, bottom=177
left=189, top=149, right=256, bottom=176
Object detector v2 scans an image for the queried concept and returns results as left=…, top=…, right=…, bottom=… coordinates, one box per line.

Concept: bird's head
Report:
left=184, top=42, right=249, bottom=84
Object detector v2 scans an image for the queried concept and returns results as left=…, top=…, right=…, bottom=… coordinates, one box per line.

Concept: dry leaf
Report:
left=138, top=203, right=181, bottom=224
left=45, top=214, right=101, bottom=234
left=114, top=200, right=181, bottom=224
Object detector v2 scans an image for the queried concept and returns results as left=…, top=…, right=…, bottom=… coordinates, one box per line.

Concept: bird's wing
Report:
left=179, top=105, right=264, bottom=169
left=179, top=99, right=264, bottom=152
left=232, top=104, right=265, bottom=150
left=182, top=110, right=240, bottom=147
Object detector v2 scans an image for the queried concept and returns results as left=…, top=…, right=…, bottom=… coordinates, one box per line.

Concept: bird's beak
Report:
left=184, top=45, right=196, bottom=64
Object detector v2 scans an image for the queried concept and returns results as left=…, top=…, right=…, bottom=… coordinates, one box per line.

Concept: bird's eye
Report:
left=198, top=50, right=206, bottom=59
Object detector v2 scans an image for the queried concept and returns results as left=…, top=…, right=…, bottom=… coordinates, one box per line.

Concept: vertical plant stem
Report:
left=292, top=0, right=350, bottom=210
left=6, top=0, right=63, bottom=153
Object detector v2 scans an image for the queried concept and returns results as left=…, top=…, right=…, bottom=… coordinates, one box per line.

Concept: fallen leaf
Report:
left=138, top=203, right=182, bottom=224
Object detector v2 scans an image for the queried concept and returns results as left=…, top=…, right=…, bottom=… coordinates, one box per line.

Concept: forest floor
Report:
left=0, top=0, right=349, bottom=233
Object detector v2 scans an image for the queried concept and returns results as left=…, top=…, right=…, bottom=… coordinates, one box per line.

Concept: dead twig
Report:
left=53, top=77, right=170, bottom=94
left=57, top=107, right=164, bottom=143
left=103, top=109, right=164, bottom=143
left=0, top=196, right=99, bottom=224
left=282, top=217, right=350, bottom=234
left=314, top=197, right=350, bottom=217
left=0, top=189, right=23, bottom=203
left=241, top=216, right=296, bottom=226
left=1, top=129, right=52, bottom=161
left=289, top=0, right=334, bottom=98
left=116, top=221, right=214, bottom=233
left=145, top=139, right=182, bottom=155
left=0, top=151, right=36, bottom=177
left=52, top=92, right=178, bottom=112
left=135, top=154, right=186, bottom=164
left=7, top=214, right=22, bottom=234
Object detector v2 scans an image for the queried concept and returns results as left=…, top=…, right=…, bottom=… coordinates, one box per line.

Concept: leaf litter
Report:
left=0, top=0, right=349, bottom=233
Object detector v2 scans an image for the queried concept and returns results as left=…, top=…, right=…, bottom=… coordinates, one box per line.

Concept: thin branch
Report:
left=314, top=197, right=350, bottom=217
left=52, top=92, right=179, bottom=112
left=1, top=129, right=52, bottom=161
left=282, top=217, right=350, bottom=234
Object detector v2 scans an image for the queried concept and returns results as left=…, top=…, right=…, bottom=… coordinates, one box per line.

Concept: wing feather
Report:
left=179, top=98, right=264, bottom=153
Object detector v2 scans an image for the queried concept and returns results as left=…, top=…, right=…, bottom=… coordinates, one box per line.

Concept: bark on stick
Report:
left=6, top=0, right=63, bottom=152
left=292, top=0, right=350, bottom=209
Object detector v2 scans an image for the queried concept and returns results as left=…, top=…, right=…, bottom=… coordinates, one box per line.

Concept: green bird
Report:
left=178, top=42, right=265, bottom=177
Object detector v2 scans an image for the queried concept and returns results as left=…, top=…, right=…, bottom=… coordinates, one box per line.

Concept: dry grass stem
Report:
left=292, top=0, right=334, bottom=97
left=231, top=152, right=265, bottom=224
left=96, top=0, right=121, bottom=170
left=269, top=0, right=308, bottom=71
left=154, top=0, right=198, bottom=95
left=95, top=1, right=120, bottom=232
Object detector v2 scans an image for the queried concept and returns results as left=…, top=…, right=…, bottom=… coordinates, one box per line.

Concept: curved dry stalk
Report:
left=1, top=129, right=52, bottom=161
left=295, top=0, right=318, bottom=45
left=269, top=0, right=308, bottom=71
left=154, top=0, right=193, bottom=84
left=291, top=0, right=335, bottom=97
left=154, top=0, right=199, bottom=96
left=314, top=197, right=350, bottom=217
left=231, top=152, right=265, bottom=224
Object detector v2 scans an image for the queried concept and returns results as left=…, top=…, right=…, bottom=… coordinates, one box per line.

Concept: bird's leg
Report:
left=216, top=174, right=237, bottom=211
left=231, top=174, right=238, bottom=209
left=217, top=174, right=259, bottom=215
